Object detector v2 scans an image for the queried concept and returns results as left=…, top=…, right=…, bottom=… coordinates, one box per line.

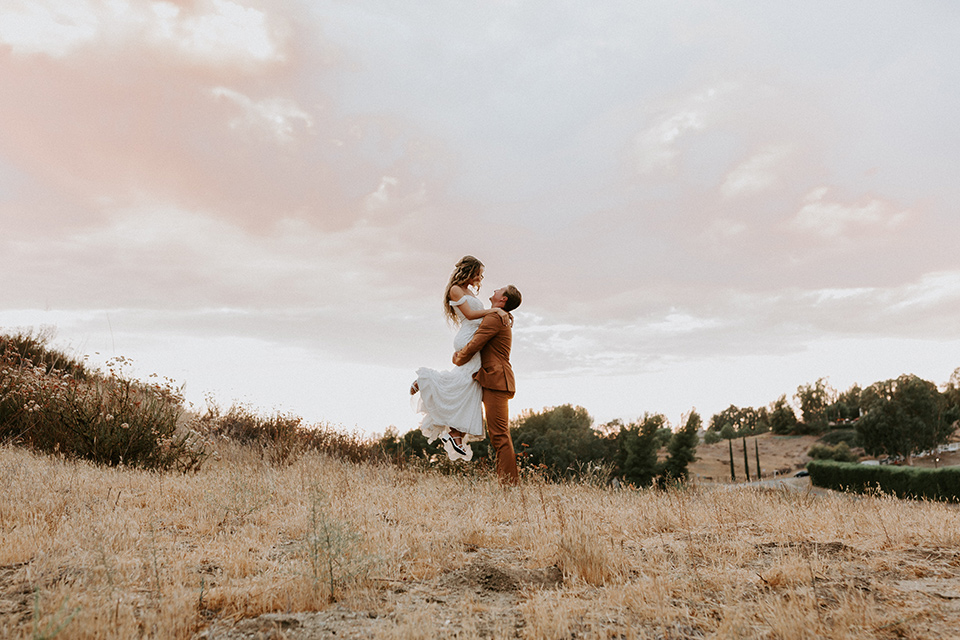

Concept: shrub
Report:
left=818, top=428, right=862, bottom=448
left=199, top=403, right=306, bottom=465
left=807, top=441, right=859, bottom=463
left=808, top=459, right=960, bottom=502
left=1, top=333, right=208, bottom=471
left=703, top=430, right=721, bottom=445
left=200, top=402, right=380, bottom=466
left=301, top=423, right=377, bottom=464
left=0, top=329, right=88, bottom=379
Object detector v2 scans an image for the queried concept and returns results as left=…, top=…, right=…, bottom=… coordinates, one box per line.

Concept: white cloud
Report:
left=812, top=287, right=876, bottom=304
left=635, top=108, right=705, bottom=175
left=890, top=271, right=960, bottom=311
left=721, top=146, right=789, bottom=197
left=0, top=1, right=99, bottom=57
left=363, top=175, right=399, bottom=211
left=0, top=0, right=284, bottom=66
left=210, top=87, right=313, bottom=142
left=161, top=0, right=283, bottom=66
left=634, top=84, right=732, bottom=176
left=791, top=188, right=910, bottom=238
left=648, top=312, right=722, bottom=334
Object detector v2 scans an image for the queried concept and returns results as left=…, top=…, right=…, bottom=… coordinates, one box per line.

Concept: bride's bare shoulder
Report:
left=448, top=285, right=467, bottom=301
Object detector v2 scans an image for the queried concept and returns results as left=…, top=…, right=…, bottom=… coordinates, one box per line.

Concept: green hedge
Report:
left=808, top=459, right=960, bottom=502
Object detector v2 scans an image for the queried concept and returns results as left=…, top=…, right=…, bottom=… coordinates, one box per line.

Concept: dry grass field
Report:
left=3, top=442, right=960, bottom=639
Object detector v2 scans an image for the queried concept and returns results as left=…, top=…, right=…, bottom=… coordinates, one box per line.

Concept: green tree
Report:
left=768, top=395, right=799, bottom=435
left=511, top=405, right=607, bottom=479
left=597, top=419, right=629, bottom=476
left=742, top=437, right=750, bottom=480
left=661, top=411, right=700, bottom=483
left=709, top=405, right=742, bottom=432
left=709, top=404, right=768, bottom=436
left=943, top=368, right=960, bottom=413
left=856, top=375, right=959, bottom=465
left=728, top=438, right=735, bottom=481
left=754, top=439, right=761, bottom=479
left=827, top=383, right=862, bottom=423
left=740, top=406, right=770, bottom=435
left=622, top=413, right=665, bottom=487
left=654, top=427, right=673, bottom=449
left=719, top=423, right=737, bottom=440
left=795, top=378, right=834, bottom=433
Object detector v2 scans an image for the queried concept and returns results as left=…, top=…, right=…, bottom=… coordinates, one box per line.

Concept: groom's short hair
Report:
left=503, top=285, right=522, bottom=312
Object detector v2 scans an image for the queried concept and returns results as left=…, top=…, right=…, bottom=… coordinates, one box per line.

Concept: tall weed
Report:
left=200, top=403, right=379, bottom=466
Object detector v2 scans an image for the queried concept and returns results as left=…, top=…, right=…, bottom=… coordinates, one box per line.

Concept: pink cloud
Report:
left=0, top=2, right=457, bottom=238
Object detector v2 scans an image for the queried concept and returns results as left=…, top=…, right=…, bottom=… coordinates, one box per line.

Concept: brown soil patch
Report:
left=196, top=547, right=561, bottom=639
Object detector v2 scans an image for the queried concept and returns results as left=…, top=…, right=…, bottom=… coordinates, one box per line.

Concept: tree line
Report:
left=705, top=371, right=960, bottom=467
left=380, top=403, right=702, bottom=487
left=382, top=368, right=960, bottom=485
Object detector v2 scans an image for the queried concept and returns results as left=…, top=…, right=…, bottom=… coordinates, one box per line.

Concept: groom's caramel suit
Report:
left=453, top=313, right=519, bottom=484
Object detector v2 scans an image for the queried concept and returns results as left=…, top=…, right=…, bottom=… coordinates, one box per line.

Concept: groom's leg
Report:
left=482, top=389, right=519, bottom=485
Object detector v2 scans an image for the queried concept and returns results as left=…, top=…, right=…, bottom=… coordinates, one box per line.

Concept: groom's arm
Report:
left=452, top=314, right=504, bottom=366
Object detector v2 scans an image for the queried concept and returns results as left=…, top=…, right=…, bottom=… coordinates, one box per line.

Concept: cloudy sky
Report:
left=2, top=0, right=959, bottom=434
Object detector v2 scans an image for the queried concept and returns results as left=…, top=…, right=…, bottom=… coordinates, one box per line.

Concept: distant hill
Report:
left=690, top=431, right=960, bottom=483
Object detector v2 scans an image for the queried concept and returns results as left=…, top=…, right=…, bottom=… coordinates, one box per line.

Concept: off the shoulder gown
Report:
left=412, top=295, right=485, bottom=461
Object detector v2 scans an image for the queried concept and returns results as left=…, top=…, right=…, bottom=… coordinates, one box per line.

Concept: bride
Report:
left=411, top=256, right=507, bottom=461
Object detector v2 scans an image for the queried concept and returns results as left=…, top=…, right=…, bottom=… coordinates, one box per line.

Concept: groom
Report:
left=453, top=285, right=522, bottom=485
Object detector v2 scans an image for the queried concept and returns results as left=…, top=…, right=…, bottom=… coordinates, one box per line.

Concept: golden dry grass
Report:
left=3, top=443, right=960, bottom=639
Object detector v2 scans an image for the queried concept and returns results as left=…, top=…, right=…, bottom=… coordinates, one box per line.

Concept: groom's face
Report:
left=489, top=287, right=507, bottom=308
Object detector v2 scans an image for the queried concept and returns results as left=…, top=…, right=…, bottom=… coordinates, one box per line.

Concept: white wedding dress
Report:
left=413, top=295, right=485, bottom=461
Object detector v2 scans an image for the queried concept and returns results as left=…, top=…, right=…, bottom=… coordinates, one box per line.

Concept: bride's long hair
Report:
left=443, top=255, right=484, bottom=325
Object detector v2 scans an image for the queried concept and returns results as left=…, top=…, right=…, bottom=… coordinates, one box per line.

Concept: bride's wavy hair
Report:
left=443, top=255, right=484, bottom=325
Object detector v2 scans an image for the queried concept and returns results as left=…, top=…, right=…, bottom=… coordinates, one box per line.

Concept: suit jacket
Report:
left=454, top=313, right=515, bottom=397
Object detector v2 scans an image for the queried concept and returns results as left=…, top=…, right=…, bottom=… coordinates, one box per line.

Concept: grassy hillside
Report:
left=3, top=443, right=960, bottom=639
left=689, top=433, right=821, bottom=482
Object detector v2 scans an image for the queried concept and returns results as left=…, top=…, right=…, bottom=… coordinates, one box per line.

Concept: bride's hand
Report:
left=495, top=308, right=508, bottom=320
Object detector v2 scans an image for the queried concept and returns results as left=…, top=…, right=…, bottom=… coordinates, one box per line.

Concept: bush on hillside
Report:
left=1, top=336, right=208, bottom=471
left=200, top=403, right=380, bottom=466
left=818, top=428, right=862, bottom=448
left=807, top=441, right=859, bottom=463
left=703, top=430, right=722, bottom=445
left=0, top=328, right=88, bottom=379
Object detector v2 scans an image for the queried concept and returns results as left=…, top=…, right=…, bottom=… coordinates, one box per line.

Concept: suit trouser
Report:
left=482, top=388, right=519, bottom=484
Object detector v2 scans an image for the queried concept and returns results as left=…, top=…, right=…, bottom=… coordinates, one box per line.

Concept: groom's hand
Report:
left=452, top=350, right=466, bottom=366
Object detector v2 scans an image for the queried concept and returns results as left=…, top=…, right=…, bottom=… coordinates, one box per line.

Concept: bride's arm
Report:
left=449, top=286, right=508, bottom=320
